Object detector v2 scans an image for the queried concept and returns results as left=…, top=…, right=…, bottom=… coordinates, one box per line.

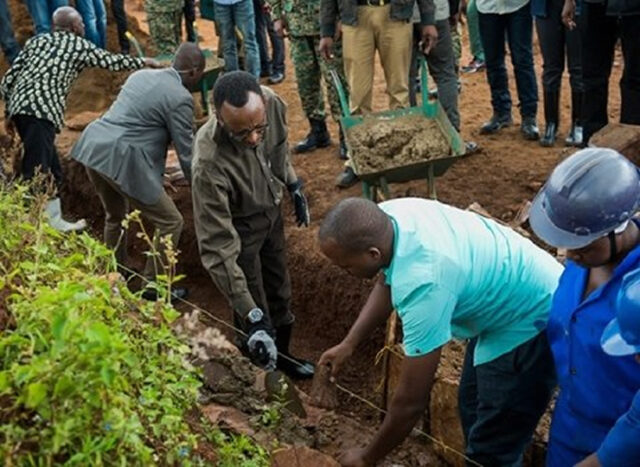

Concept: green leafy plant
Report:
left=259, top=376, right=290, bottom=430
left=209, top=430, right=269, bottom=467
left=0, top=182, right=267, bottom=465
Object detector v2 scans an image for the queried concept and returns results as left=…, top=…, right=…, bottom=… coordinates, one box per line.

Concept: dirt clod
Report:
left=310, top=364, right=338, bottom=410
left=348, top=114, right=451, bottom=175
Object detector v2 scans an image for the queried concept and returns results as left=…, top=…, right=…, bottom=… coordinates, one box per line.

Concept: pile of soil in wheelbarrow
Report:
left=157, top=54, right=222, bottom=70
left=348, top=114, right=451, bottom=174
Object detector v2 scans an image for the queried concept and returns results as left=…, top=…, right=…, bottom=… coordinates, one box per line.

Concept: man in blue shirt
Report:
left=529, top=147, right=640, bottom=467
left=596, top=269, right=640, bottom=467
left=318, top=196, right=562, bottom=466
left=214, top=0, right=261, bottom=77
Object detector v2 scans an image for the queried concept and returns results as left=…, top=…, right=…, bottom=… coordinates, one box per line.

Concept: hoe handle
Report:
left=329, top=67, right=351, bottom=119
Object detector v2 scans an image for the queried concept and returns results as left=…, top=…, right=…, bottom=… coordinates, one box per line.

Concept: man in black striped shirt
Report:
left=0, top=6, right=158, bottom=231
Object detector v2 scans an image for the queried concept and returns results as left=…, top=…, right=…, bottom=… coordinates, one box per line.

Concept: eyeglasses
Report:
left=224, top=121, right=269, bottom=142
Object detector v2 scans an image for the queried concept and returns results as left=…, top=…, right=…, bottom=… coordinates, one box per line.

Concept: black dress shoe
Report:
left=294, top=118, right=331, bottom=153
left=565, top=124, right=584, bottom=147
left=479, top=113, right=513, bottom=134
left=274, top=324, right=315, bottom=380
left=335, top=166, right=358, bottom=188
left=521, top=116, right=540, bottom=141
left=539, top=122, right=557, bottom=147
left=268, top=72, right=284, bottom=84
left=141, top=286, right=188, bottom=302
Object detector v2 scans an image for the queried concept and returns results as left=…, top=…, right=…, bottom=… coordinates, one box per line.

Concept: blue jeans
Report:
left=478, top=3, right=538, bottom=118
left=75, top=0, right=107, bottom=48
left=253, top=0, right=284, bottom=75
left=26, top=0, right=68, bottom=35
left=0, top=0, right=20, bottom=63
left=214, top=0, right=260, bottom=77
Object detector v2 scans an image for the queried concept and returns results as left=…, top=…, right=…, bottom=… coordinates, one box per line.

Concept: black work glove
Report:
left=245, top=313, right=277, bottom=370
left=287, top=179, right=310, bottom=227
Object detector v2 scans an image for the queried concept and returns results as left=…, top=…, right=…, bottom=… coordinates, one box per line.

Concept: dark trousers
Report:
left=253, top=0, right=285, bottom=75
left=86, top=167, right=183, bottom=280
left=458, top=332, right=556, bottom=466
left=233, top=207, right=294, bottom=332
left=581, top=3, right=640, bottom=143
left=535, top=0, right=582, bottom=93
left=13, top=114, right=62, bottom=187
left=183, top=0, right=196, bottom=42
left=478, top=3, right=538, bottom=118
left=409, top=20, right=460, bottom=130
left=110, top=0, right=129, bottom=53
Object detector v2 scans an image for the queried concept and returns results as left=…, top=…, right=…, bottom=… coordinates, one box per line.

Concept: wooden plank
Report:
left=590, top=123, right=640, bottom=165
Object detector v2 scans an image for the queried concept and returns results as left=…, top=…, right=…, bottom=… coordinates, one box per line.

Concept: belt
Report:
left=357, top=0, right=390, bottom=5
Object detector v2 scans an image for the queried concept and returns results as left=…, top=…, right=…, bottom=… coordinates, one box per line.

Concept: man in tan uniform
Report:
left=319, top=0, right=437, bottom=114
left=191, top=71, right=314, bottom=379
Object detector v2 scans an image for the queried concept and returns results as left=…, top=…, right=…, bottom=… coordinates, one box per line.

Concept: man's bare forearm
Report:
left=362, top=350, right=442, bottom=464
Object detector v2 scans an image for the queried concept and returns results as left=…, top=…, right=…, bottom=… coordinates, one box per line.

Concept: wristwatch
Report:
left=247, top=308, right=264, bottom=325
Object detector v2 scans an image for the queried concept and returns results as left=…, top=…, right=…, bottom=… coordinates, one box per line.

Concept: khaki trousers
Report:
left=86, top=168, right=184, bottom=280
left=342, top=5, right=413, bottom=114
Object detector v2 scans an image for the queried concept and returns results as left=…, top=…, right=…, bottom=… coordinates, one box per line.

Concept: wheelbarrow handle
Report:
left=125, top=31, right=145, bottom=58
left=419, top=54, right=429, bottom=108
left=328, top=67, right=351, bottom=119
left=328, top=55, right=433, bottom=118
left=419, top=54, right=439, bottom=115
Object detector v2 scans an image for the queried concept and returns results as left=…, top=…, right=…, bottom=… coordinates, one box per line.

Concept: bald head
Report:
left=319, top=198, right=394, bottom=278
left=319, top=198, right=392, bottom=253
left=173, top=42, right=206, bottom=71
left=173, top=42, right=205, bottom=90
left=52, top=6, right=83, bottom=34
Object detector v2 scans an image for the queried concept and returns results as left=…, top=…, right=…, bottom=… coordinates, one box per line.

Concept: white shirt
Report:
left=475, top=0, right=529, bottom=15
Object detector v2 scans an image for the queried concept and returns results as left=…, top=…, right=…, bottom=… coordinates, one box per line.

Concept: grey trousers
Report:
left=409, top=20, right=460, bottom=131
left=86, top=167, right=184, bottom=280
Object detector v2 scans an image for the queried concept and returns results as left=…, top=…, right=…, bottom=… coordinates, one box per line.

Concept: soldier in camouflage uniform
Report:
left=145, top=0, right=182, bottom=56
left=268, top=0, right=350, bottom=163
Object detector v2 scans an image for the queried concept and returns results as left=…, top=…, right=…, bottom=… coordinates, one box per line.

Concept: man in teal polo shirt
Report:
left=318, top=197, right=562, bottom=467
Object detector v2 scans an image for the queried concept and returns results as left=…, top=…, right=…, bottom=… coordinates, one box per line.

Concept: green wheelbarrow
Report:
left=126, top=31, right=224, bottom=116
left=330, top=55, right=466, bottom=200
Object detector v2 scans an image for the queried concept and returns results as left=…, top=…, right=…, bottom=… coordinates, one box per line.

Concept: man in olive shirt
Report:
left=192, top=71, right=314, bottom=379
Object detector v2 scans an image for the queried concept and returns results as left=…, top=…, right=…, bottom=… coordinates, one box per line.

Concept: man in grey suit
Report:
left=72, top=42, right=205, bottom=300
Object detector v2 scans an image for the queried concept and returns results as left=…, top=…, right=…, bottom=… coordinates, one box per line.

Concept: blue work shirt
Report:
left=380, top=199, right=562, bottom=365
left=546, top=245, right=640, bottom=467
left=597, top=390, right=640, bottom=466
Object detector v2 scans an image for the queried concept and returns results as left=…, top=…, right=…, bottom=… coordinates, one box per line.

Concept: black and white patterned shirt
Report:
left=0, top=31, right=144, bottom=132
